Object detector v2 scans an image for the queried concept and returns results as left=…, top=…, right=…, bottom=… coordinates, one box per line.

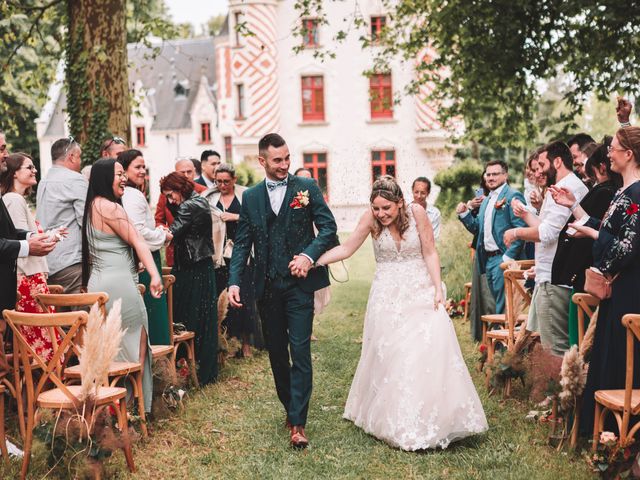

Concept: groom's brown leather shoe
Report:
left=290, top=426, right=309, bottom=449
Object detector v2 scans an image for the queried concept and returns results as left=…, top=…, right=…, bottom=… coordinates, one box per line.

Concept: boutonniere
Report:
left=494, top=198, right=506, bottom=210
left=290, top=190, right=310, bottom=209
left=626, top=203, right=639, bottom=216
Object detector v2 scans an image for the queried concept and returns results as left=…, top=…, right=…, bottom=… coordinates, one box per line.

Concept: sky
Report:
left=164, top=0, right=228, bottom=33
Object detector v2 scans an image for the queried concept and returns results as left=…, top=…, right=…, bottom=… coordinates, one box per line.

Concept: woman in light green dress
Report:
left=82, top=159, right=163, bottom=413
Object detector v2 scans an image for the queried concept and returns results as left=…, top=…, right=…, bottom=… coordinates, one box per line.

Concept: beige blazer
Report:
left=3, top=192, right=48, bottom=276
left=202, top=184, right=248, bottom=268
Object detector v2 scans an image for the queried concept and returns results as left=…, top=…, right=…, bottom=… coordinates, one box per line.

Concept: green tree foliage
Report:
left=433, top=159, right=484, bottom=216
left=0, top=0, right=64, bottom=159
left=292, top=0, right=639, bottom=148
left=1, top=0, right=179, bottom=165
left=207, top=14, right=226, bottom=36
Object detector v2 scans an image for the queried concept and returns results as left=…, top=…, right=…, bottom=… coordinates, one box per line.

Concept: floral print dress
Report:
left=580, top=180, right=640, bottom=435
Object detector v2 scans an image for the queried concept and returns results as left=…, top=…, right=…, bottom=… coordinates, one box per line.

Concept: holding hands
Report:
left=27, top=233, right=58, bottom=256
left=288, top=254, right=312, bottom=278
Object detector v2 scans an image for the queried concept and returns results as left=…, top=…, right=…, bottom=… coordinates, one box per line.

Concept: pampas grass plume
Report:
left=559, top=345, right=587, bottom=412
left=78, top=300, right=126, bottom=401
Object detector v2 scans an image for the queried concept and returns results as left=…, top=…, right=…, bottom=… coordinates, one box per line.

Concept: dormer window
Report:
left=174, top=80, right=190, bottom=98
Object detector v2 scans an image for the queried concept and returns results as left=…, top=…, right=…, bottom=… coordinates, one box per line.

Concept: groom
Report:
left=228, top=133, right=338, bottom=448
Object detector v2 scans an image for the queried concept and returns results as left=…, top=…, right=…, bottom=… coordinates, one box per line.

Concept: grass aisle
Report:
left=127, top=226, right=594, bottom=480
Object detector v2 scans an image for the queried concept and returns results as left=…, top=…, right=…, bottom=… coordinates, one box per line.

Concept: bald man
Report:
left=155, top=159, right=207, bottom=266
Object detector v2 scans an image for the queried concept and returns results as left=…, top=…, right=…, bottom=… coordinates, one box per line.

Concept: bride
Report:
left=316, top=175, right=488, bottom=450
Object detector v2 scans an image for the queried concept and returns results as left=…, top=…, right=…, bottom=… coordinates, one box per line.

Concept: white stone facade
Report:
left=36, top=0, right=454, bottom=230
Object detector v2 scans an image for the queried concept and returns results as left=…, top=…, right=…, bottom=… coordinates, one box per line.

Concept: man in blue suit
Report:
left=457, top=160, right=527, bottom=314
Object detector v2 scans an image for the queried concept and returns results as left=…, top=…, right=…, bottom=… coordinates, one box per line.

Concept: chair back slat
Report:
left=572, top=293, right=599, bottom=346
left=3, top=309, right=88, bottom=408
left=503, top=269, right=531, bottom=348
left=163, top=275, right=176, bottom=344
left=36, top=292, right=109, bottom=316
left=622, top=315, right=640, bottom=425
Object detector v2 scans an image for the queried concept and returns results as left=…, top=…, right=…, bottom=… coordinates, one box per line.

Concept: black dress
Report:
left=580, top=180, right=640, bottom=435
left=216, top=196, right=263, bottom=349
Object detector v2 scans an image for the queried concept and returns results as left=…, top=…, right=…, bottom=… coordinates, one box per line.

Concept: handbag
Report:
left=584, top=267, right=619, bottom=300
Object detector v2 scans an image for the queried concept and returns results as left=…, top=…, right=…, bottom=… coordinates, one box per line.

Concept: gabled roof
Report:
left=128, top=37, right=217, bottom=131
left=39, top=37, right=217, bottom=137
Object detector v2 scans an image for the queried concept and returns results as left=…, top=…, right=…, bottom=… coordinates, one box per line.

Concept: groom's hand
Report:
left=289, top=255, right=312, bottom=278
left=228, top=285, right=243, bottom=308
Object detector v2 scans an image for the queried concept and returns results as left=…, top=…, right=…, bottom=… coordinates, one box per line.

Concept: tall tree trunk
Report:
left=66, top=0, right=130, bottom=165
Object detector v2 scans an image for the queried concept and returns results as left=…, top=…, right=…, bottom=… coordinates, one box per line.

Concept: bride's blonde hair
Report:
left=370, top=175, right=409, bottom=239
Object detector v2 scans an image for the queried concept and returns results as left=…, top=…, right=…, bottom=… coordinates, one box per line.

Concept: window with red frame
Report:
left=369, top=73, right=393, bottom=119
left=303, top=153, right=328, bottom=197
left=224, top=136, right=232, bottom=162
left=136, top=126, right=146, bottom=147
left=301, top=76, right=325, bottom=121
left=200, top=122, right=211, bottom=144
left=371, top=150, right=395, bottom=181
left=302, top=19, right=319, bottom=47
left=370, top=16, right=386, bottom=43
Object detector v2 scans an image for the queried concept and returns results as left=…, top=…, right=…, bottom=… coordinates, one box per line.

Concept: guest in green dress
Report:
left=160, top=172, right=218, bottom=385
left=82, top=158, right=163, bottom=412
left=118, top=150, right=172, bottom=345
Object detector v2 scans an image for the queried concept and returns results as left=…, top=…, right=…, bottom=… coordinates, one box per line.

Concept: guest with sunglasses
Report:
left=36, top=136, right=88, bottom=294
left=203, top=163, right=261, bottom=357
left=101, top=135, right=127, bottom=158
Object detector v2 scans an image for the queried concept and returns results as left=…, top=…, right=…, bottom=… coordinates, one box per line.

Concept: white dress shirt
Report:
left=122, top=187, right=167, bottom=251
left=483, top=183, right=507, bottom=252
left=534, top=172, right=589, bottom=284
left=200, top=175, right=215, bottom=189
left=267, top=181, right=287, bottom=215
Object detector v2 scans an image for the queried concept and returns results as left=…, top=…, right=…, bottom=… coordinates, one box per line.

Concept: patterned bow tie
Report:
left=266, top=179, right=287, bottom=191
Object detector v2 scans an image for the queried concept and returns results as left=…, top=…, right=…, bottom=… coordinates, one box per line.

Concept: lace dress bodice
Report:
left=373, top=211, right=424, bottom=264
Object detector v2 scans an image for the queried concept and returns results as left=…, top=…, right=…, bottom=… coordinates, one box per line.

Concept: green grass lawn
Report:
left=1, top=220, right=595, bottom=479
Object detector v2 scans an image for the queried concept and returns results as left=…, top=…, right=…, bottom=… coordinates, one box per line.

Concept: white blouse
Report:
left=122, top=186, right=166, bottom=252
left=2, top=192, right=48, bottom=276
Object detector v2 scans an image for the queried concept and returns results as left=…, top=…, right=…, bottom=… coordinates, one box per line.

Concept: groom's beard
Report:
left=545, top=164, right=557, bottom=187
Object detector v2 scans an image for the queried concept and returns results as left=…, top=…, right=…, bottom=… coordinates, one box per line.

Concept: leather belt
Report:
left=484, top=249, right=501, bottom=257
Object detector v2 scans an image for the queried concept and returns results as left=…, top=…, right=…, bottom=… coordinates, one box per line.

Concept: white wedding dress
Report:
left=343, top=209, right=488, bottom=450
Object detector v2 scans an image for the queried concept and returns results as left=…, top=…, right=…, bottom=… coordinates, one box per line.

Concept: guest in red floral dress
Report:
left=0, top=153, right=60, bottom=361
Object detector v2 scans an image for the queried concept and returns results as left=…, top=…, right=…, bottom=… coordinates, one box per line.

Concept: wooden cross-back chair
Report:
left=35, top=292, right=148, bottom=437
left=572, top=293, right=600, bottom=347
left=592, top=314, right=640, bottom=451
left=485, top=268, right=539, bottom=396
left=3, top=309, right=135, bottom=478
left=164, top=274, right=199, bottom=387
left=137, top=284, right=176, bottom=382
left=480, top=260, right=532, bottom=345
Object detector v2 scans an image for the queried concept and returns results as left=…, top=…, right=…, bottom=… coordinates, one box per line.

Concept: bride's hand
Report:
left=434, top=289, right=444, bottom=310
